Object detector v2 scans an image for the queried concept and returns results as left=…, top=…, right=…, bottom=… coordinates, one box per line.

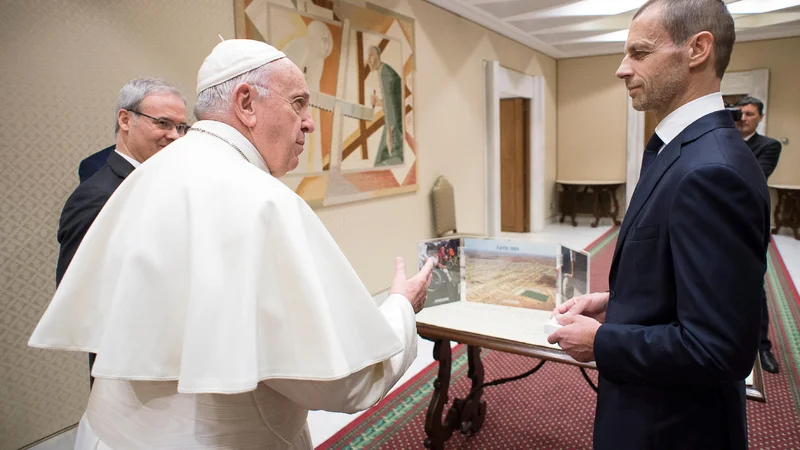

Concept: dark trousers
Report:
left=760, top=287, right=772, bottom=351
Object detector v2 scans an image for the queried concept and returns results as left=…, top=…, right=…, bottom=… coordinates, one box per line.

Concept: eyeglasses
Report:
left=127, top=110, right=189, bottom=136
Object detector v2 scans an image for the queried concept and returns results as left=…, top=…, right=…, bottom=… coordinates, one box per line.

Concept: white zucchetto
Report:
left=196, top=39, right=286, bottom=94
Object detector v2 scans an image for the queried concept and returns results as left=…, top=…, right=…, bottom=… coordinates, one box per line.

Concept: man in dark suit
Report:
left=57, top=77, right=188, bottom=386
left=548, top=1, right=769, bottom=449
left=77, top=145, right=115, bottom=183
left=735, top=96, right=782, bottom=374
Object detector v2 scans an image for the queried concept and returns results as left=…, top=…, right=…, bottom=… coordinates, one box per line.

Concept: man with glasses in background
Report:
left=735, top=96, right=783, bottom=374
left=56, top=77, right=187, bottom=387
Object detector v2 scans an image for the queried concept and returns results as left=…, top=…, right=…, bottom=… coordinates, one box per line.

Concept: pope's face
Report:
left=253, top=61, right=315, bottom=177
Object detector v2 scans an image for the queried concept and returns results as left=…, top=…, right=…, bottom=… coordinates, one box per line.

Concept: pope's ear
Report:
left=232, top=83, right=258, bottom=128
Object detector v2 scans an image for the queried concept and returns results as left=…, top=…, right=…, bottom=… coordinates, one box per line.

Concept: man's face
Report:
left=736, top=104, right=762, bottom=137
left=616, top=6, right=688, bottom=113
left=123, top=92, right=187, bottom=162
left=252, top=61, right=316, bottom=177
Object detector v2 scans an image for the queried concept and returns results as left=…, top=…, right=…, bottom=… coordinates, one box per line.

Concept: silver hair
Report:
left=115, top=77, right=187, bottom=134
left=194, top=62, right=279, bottom=120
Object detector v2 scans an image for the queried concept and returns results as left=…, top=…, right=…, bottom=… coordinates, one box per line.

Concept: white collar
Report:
left=744, top=132, right=756, bottom=142
left=190, top=120, right=270, bottom=174
left=114, top=149, right=141, bottom=168
left=655, top=92, right=724, bottom=148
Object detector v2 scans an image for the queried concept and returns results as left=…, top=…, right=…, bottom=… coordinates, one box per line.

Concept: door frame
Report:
left=484, top=61, right=546, bottom=237
left=624, top=68, right=770, bottom=207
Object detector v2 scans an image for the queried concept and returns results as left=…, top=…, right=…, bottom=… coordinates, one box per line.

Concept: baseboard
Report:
left=20, top=423, right=78, bottom=450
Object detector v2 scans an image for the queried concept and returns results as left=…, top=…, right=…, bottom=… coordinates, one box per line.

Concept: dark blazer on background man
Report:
left=746, top=132, right=782, bottom=180
left=77, top=145, right=115, bottom=183
left=57, top=150, right=134, bottom=285
left=593, top=111, right=771, bottom=450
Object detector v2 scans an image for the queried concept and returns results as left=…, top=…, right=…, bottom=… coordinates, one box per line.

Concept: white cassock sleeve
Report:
left=263, top=294, right=417, bottom=414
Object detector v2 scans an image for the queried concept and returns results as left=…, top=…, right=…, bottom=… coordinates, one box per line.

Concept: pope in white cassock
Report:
left=29, top=39, right=434, bottom=449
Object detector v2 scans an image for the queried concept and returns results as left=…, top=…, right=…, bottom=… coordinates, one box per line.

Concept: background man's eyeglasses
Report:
left=127, top=110, right=189, bottom=136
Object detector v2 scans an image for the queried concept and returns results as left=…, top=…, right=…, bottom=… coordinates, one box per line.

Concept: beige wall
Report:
left=0, top=1, right=230, bottom=448
left=557, top=37, right=800, bottom=189
left=323, top=0, right=558, bottom=295
left=557, top=54, right=627, bottom=183
left=727, top=37, right=800, bottom=186
left=0, top=0, right=556, bottom=447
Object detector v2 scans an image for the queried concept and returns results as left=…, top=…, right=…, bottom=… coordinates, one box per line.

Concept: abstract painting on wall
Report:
left=234, top=0, right=417, bottom=207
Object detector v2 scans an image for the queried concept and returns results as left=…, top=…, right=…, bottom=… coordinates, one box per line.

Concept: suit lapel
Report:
left=609, top=110, right=736, bottom=285
left=609, top=141, right=681, bottom=282
left=748, top=133, right=762, bottom=158
left=106, top=150, right=135, bottom=180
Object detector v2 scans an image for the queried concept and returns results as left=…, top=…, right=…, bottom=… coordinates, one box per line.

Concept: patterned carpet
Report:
left=317, top=229, right=800, bottom=449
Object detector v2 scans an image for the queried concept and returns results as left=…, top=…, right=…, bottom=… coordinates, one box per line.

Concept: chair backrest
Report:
left=431, top=176, right=457, bottom=237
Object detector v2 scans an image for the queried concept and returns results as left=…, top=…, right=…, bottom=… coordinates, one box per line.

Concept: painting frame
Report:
left=233, top=0, right=418, bottom=208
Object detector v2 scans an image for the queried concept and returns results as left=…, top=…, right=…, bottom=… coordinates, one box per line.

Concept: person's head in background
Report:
left=115, top=78, right=188, bottom=163
left=734, top=96, right=765, bottom=139
left=616, top=0, right=735, bottom=122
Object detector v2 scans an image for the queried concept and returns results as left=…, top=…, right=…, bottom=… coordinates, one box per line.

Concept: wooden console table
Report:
left=770, top=185, right=800, bottom=239
left=556, top=180, right=625, bottom=228
left=415, top=302, right=766, bottom=450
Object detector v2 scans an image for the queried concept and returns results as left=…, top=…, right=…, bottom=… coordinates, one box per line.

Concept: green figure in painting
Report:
left=368, top=46, right=404, bottom=167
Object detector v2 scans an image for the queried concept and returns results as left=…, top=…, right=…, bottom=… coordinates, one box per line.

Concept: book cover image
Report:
left=558, top=244, right=590, bottom=305
left=418, top=237, right=462, bottom=307
left=463, top=238, right=557, bottom=311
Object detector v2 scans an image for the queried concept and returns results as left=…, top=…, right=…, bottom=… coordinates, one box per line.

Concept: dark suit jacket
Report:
left=78, top=145, right=115, bottom=183
left=593, top=111, right=771, bottom=450
left=746, top=132, right=782, bottom=180
left=56, top=150, right=135, bottom=285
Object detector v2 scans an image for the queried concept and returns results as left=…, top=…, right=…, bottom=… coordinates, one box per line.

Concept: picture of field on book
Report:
left=557, top=244, right=590, bottom=306
left=418, top=237, right=462, bottom=307
left=463, top=238, right=557, bottom=311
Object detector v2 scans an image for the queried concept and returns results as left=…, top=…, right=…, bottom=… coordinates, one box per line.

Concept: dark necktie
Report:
left=640, top=133, right=664, bottom=177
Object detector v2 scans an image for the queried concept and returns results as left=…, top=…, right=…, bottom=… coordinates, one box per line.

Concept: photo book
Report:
left=417, top=237, right=591, bottom=311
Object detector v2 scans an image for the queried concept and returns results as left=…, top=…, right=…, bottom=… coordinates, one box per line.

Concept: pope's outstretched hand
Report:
left=390, top=257, right=434, bottom=313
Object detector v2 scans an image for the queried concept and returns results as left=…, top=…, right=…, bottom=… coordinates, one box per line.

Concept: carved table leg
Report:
left=456, top=346, right=487, bottom=435
left=610, top=185, right=621, bottom=225
left=792, top=193, right=800, bottom=240
left=790, top=192, right=800, bottom=239
left=591, top=187, right=601, bottom=228
left=560, top=185, right=579, bottom=226
left=424, top=340, right=457, bottom=449
left=772, top=190, right=783, bottom=235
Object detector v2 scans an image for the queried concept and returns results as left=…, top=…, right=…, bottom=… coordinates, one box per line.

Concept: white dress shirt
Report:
left=655, top=92, right=725, bottom=153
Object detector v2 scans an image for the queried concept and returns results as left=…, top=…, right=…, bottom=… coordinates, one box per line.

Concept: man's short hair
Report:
left=115, top=78, right=187, bottom=135
left=634, top=0, right=735, bottom=78
left=736, top=96, right=765, bottom=116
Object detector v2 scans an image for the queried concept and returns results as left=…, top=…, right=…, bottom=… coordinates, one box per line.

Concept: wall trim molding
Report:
left=21, top=423, right=78, bottom=450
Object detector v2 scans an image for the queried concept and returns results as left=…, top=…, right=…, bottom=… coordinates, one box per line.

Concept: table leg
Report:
left=423, top=340, right=457, bottom=449
left=456, top=346, right=487, bottom=435
left=792, top=193, right=800, bottom=240
left=772, top=190, right=784, bottom=235
left=610, top=185, right=621, bottom=226
left=560, top=186, right=579, bottom=227
left=591, top=187, right=601, bottom=228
